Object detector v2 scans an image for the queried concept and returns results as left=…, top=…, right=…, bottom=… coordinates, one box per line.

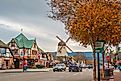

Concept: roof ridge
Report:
left=14, top=33, right=36, bottom=49
left=15, top=33, right=28, bottom=40
left=0, top=40, right=9, bottom=48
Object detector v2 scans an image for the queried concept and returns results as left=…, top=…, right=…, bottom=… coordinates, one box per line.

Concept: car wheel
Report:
left=69, top=70, right=71, bottom=72
left=77, top=69, right=79, bottom=72
left=80, top=69, right=82, bottom=72
left=53, top=70, right=55, bottom=72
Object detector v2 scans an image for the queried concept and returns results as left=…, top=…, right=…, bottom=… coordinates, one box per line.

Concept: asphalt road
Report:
left=0, top=69, right=93, bottom=81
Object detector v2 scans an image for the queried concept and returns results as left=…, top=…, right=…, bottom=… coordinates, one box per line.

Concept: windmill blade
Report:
left=66, top=37, right=71, bottom=43
left=66, top=45, right=73, bottom=52
left=58, top=46, right=63, bottom=53
left=56, top=36, right=65, bottom=43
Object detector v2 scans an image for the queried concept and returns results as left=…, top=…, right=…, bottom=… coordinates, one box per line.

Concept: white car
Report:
left=53, top=63, right=66, bottom=72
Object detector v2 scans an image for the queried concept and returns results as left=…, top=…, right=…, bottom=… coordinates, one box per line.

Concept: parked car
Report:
left=69, top=64, right=82, bottom=72
left=80, top=64, right=93, bottom=69
left=53, top=63, right=66, bottom=72
left=87, top=64, right=93, bottom=69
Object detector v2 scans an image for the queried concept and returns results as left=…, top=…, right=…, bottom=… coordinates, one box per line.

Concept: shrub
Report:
left=36, top=64, right=45, bottom=69
left=32, top=66, right=37, bottom=69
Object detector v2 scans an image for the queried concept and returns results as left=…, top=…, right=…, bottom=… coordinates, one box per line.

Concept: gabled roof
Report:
left=38, top=47, right=44, bottom=52
left=0, top=40, right=9, bottom=48
left=15, top=33, right=35, bottom=49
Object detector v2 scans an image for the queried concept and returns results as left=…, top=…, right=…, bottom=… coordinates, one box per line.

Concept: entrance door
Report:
left=14, top=59, right=19, bottom=69
left=6, top=60, right=9, bottom=69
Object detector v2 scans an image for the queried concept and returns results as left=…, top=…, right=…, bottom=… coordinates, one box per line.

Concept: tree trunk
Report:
left=93, top=44, right=97, bottom=81
left=87, top=30, right=96, bottom=81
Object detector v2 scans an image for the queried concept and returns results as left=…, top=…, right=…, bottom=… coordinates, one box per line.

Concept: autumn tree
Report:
left=47, top=0, right=121, bottom=80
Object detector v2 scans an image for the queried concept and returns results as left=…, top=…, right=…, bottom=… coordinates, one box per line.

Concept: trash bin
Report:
left=105, top=69, right=110, bottom=76
left=109, top=68, right=113, bottom=76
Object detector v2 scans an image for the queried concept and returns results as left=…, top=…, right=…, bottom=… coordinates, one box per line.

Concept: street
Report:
left=0, top=69, right=92, bottom=81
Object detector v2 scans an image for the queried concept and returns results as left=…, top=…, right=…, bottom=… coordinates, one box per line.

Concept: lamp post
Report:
left=23, top=47, right=25, bottom=72
left=95, top=40, right=105, bottom=81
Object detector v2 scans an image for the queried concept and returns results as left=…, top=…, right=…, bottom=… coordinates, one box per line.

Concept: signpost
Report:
left=95, top=40, right=104, bottom=81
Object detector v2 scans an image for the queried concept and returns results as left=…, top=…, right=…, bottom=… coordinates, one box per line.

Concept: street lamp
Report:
left=95, top=40, right=105, bottom=81
left=23, top=46, right=25, bottom=72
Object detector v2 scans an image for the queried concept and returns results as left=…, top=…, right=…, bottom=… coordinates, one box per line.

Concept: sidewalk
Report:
left=100, top=69, right=120, bottom=81
left=92, top=69, right=120, bottom=81
left=0, top=68, right=52, bottom=73
left=114, top=71, right=121, bottom=81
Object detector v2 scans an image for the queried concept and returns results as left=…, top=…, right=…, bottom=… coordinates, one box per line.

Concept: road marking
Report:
left=73, top=73, right=79, bottom=76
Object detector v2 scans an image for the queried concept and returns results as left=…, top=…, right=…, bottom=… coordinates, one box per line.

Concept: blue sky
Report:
left=0, top=0, right=92, bottom=52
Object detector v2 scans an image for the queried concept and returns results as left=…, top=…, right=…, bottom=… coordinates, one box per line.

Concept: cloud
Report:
left=0, top=0, right=92, bottom=52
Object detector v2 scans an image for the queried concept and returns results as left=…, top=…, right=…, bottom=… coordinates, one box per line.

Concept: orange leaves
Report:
left=49, top=0, right=121, bottom=46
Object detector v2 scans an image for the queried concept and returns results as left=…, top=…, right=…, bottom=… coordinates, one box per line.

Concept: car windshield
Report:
left=56, top=64, right=64, bottom=67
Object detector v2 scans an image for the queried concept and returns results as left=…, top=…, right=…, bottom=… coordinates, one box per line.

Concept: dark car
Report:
left=69, top=64, right=82, bottom=72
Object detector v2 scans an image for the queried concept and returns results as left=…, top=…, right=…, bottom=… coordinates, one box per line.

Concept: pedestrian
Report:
left=114, top=64, right=117, bottom=69
left=23, top=60, right=28, bottom=72
left=118, top=63, right=121, bottom=72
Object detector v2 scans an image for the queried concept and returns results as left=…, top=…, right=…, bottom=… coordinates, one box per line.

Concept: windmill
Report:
left=56, top=36, right=73, bottom=62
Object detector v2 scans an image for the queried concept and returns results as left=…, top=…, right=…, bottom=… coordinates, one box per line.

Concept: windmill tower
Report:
left=57, top=41, right=68, bottom=57
left=56, top=36, right=73, bottom=61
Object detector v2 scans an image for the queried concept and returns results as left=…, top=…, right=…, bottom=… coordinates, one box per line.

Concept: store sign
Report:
left=95, top=42, right=104, bottom=49
left=95, top=41, right=104, bottom=53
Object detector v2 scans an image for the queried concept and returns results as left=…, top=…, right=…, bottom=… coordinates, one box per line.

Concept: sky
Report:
left=0, top=0, right=92, bottom=52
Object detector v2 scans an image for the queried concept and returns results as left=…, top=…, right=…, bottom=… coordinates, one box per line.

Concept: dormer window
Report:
left=11, top=43, right=15, bottom=47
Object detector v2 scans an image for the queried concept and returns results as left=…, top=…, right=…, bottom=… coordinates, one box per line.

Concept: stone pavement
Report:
left=100, top=69, right=121, bottom=81
left=92, top=69, right=120, bottom=81
left=0, top=68, right=52, bottom=73
left=114, top=71, right=121, bottom=81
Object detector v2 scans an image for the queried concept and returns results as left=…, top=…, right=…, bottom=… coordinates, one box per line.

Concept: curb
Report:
left=0, top=68, right=52, bottom=73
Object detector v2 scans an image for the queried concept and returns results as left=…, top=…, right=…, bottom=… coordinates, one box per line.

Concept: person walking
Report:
left=114, top=64, right=117, bottom=69
left=118, top=63, right=121, bottom=72
left=23, top=60, right=28, bottom=72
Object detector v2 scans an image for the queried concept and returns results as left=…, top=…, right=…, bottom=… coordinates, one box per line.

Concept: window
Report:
left=32, top=50, right=37, bottom=55
left=11, top=41, right=15, bottom=47
left=0, top=48, right=6, bottom=56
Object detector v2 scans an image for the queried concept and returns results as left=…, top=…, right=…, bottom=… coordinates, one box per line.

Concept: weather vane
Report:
left=21, top=28, right=23, bottom=33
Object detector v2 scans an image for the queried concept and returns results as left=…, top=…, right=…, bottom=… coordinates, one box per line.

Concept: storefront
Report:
left=0, top=57, right=4, bottom=69
left=0, top=40, right=14, bottom=69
